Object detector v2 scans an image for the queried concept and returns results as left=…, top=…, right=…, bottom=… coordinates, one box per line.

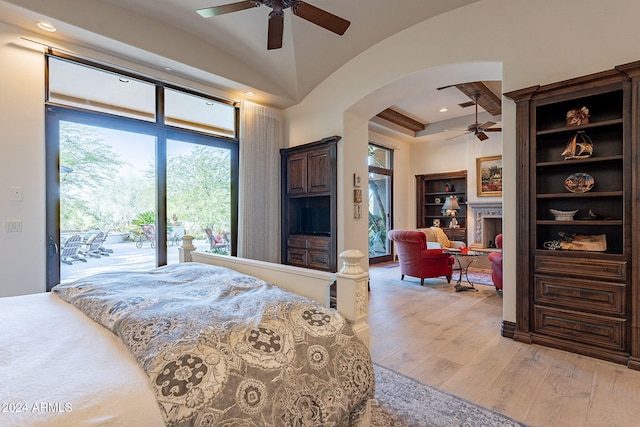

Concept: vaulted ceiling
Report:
left=0, top=0, right=502, bottom=142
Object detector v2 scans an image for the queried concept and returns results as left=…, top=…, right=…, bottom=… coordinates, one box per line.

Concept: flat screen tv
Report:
left=300, top=207, right=331, bottom=235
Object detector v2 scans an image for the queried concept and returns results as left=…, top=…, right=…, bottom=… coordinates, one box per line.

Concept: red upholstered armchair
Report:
left=388, top=230, right=454, bottom=286
left=488, top=234, right=503, bottom=291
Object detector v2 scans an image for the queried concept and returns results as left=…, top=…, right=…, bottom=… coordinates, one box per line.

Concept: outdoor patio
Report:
left=60, top=237, right=211, bottom=283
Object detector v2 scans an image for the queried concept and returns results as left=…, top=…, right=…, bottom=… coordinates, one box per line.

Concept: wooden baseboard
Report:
left=501, top=320, right=516, bottom=338
left=513, top=330, right=533, bottom=344
left=627, top=357, right=640, bottom=371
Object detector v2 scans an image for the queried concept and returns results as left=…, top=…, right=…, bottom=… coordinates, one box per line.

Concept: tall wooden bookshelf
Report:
left=416, top=171, right=467, bottom=242
left=505, top=60, right=640, bottom=369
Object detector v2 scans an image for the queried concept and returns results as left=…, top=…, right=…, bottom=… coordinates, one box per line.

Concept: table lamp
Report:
left=442, top=195, right=460, bottom=216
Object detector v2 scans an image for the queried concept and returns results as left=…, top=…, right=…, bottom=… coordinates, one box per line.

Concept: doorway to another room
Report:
left=368, top=144, right=393, bottom=264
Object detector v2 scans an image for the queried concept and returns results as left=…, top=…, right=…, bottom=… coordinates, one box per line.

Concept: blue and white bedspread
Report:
left=53, top=262, right=374, bottom=426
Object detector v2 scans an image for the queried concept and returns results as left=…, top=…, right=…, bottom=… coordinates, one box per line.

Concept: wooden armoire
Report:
left=280, top=136, right=338, bottom=272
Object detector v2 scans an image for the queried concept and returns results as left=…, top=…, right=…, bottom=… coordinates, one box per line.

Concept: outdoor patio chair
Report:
left=82, top=229, right=114, bottom=255
left=60, top=234, right=87, bottom=265
left=98, top=230, right=114, bottom=255
left=81, top=231, right=107, bottom=258
left=205, top=227, right=229, bottom=251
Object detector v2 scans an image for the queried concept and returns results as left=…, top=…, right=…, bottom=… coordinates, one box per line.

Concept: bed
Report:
left=0, top=244, right=373, bottom=426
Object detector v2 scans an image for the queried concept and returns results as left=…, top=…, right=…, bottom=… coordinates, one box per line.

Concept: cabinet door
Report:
left=287, top=152, right=307, bottom=195
left=308, top=250, right=331, bottom=270
left=287, top=247, right=308, bottom=267
left=307, top=148, right=331, bottom=194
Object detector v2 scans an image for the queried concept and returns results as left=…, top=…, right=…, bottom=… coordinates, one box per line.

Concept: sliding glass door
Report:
left=46, top=107, right=237, bottom=290
left=368, top=144, right=393, bottom=264
left=166, top=138, right=234, bottom=264
left=57, top=118, right=158, bottom=283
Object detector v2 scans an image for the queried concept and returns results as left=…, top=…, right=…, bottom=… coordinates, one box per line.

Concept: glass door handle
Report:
left=48, top=235, right=59, bottom=256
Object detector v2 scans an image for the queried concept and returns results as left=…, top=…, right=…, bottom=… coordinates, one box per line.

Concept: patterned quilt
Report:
left=53, top=262, right=374, bottom=426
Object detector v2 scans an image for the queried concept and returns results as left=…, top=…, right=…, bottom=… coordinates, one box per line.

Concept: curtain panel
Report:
left=237, top=101, right=282, bottom=262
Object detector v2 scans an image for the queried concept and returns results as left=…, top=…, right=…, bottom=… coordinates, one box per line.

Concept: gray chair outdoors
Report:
left=83, top=229, right=113, bottom=255
left=60, top=234, right=87, bottom=265
left=81, top=231, right=107, bottom=258
left=98, top=231, right=113, bottom=255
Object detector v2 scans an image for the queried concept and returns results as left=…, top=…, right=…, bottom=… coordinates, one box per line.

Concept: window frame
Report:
left=44, top=52, right=239, bottom=290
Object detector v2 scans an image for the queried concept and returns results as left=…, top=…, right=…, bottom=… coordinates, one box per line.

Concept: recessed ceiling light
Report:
left=439, top=107, right=448, bottom=112
left=164, top=66, right=172, bottom=71
left=244, top=91, right=256, bottom=97
left=118, top=78, right=130, bottom=83
left=36, top=21, right=57, bottom=32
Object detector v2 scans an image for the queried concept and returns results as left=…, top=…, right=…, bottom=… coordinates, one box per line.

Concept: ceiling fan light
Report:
left=36, top=21, right=57, bottom=32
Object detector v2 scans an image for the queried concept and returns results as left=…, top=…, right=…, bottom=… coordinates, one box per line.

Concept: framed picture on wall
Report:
left=477, top=155, right=502, bottom=197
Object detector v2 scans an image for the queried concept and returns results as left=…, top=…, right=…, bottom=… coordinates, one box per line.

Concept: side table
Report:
left=443, top=249, right=488, bottom=292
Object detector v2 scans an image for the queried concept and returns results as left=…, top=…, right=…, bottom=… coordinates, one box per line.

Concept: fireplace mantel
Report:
left=468, top=202, right=503, bottom=248
left=468, top=202, right=503, bottom=210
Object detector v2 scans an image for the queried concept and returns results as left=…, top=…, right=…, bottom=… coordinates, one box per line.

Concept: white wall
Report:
left=0, top=23, right=46, bottom=296
left=410, top=133, right=502, bottom=233
left=283, top=0, right=640, bottom=323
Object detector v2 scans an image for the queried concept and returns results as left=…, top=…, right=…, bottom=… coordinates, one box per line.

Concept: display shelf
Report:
left=416, top=171, right=468, bottom=242
left=505, top=62, right=640, bottom=367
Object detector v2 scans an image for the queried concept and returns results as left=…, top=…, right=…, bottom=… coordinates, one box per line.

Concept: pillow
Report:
left=417, top=228, right=436, bottom=243
left=429, top=226, right=451, bottom=248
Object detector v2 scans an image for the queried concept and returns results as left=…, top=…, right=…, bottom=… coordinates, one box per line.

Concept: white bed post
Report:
left=336, top=250, right=370, bottom=349
left=178, top=235, right=196, bottom=262
left=336, top=249, right=371, bottom=427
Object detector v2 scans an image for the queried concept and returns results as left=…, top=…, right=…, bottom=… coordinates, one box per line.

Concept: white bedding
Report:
left=0, top=292, right=165, bottom=426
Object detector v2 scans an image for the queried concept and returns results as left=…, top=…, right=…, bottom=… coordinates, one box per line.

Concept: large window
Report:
left=45, top=53, right=239, bottom=290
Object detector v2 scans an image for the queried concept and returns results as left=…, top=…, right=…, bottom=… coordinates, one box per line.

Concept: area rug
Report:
left=370, top=364, right=526, bottom=427
left=462, top=268, right=493, bottom=286
left=380, top=262, right=400, bottom=268
left=377, top=263, right=494, bottom=286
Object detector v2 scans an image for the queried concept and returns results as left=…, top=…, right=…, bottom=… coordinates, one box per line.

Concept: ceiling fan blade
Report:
left=479, top=121, right=497, bottom=129
left=267, top=10, right=284, bottom=50
left=446, top=131, right=471, bottom=141
left=197, top=1, right=258, bottom=18
left=485, top=127, right=502, bottom=132
left=292, top=1, right=350, bottom=35
left=476, top=131, right=489, bottom=141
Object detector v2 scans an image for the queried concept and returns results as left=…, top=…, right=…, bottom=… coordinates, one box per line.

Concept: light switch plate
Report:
left=6, top=220, right=22, bottom=232
left=11, top=187, right=23, bottom=201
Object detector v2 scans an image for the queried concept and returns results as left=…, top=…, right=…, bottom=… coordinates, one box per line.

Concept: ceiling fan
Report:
left=460, top=93, right=502, bottom=141
left=197, top=1, right=351, bottom=50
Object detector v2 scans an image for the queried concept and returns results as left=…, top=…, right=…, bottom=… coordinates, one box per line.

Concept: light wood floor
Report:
left=368, top=264, right=640, bottom=427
